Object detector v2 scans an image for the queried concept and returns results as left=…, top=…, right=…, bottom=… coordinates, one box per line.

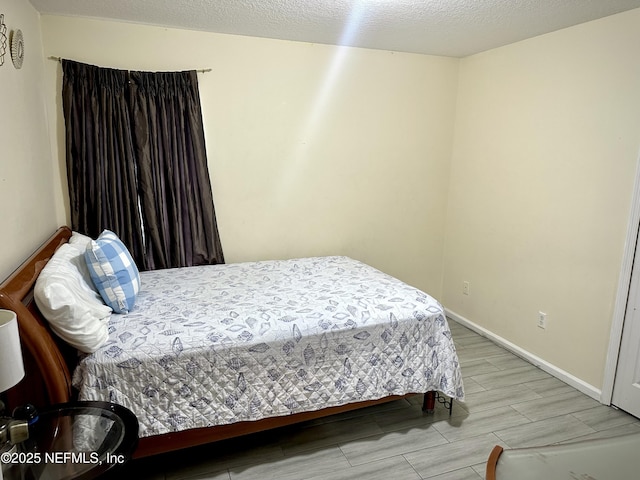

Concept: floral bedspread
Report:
left=73, top=256, right=464, bottom=437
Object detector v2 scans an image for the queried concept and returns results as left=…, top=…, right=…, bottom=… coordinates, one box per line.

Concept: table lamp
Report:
left=0, top=310, right=27, bottom=480
left=0, top=310, right=25, bottom=398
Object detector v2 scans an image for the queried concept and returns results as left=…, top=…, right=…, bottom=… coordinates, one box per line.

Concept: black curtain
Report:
left=62, top=60, right=224, bottom=270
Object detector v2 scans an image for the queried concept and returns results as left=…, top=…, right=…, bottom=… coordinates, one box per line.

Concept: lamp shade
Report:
left=0, top=309, right=25, bottom=392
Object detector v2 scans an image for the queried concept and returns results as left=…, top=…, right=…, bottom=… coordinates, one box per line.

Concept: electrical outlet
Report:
left=538, top=311, right=547, bottom=329
left=463, top=281, right=470, bottom=295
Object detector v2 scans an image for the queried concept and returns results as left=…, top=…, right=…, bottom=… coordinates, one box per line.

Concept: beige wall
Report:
left=0, top=0, right=57, bottom=280
left=442, top=9, right=640, bottom=389
left=40, top=16, right=459, bottom=297
left=4, top=3, right=640, bottom=394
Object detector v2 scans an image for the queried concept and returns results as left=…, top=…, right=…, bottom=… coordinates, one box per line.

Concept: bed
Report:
left=0, top=227, right=464, bottom=458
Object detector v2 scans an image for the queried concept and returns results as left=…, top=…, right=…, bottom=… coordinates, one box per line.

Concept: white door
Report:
left=612, top=231, right=640, bottom=418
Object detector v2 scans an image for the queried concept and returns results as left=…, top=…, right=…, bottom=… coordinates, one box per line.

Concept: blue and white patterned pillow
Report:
left=85, top=230, right=140, bottom=314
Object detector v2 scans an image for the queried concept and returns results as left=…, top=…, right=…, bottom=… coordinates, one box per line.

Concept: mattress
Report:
left=72, top=256, right=464, bottom=437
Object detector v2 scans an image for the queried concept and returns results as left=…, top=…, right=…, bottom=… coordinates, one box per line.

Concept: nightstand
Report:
left=2, top=401, right=138, bottom=480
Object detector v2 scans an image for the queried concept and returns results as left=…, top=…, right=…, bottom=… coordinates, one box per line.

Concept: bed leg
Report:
left=422, top=391, right=436, bottom=413
left=422, top=391, right=455, bottom=415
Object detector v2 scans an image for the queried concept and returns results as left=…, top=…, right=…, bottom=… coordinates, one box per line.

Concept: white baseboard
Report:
left=445, top=308, right=603, bottom=403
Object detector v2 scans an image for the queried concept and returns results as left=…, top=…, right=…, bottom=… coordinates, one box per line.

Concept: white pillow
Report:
left=34, top=243, right=112, bottom=353
left=68, top=231, right=93, bottom=251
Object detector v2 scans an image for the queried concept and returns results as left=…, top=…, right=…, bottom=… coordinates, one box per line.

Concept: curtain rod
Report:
left=47, top=56, right=212, bottom=73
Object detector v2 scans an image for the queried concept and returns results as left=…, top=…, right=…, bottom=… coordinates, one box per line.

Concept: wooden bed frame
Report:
left=0, top=227, right=438, bottom=458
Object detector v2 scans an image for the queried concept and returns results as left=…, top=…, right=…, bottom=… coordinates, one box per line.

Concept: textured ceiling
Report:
left=28, top=0, right=640, bottom=57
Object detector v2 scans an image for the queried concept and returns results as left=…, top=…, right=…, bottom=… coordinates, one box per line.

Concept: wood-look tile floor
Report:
left=108, top=319, right=640, bottom=480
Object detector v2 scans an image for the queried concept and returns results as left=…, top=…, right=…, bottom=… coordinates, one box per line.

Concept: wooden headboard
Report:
left=0, top=226, right=75, bottom=408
